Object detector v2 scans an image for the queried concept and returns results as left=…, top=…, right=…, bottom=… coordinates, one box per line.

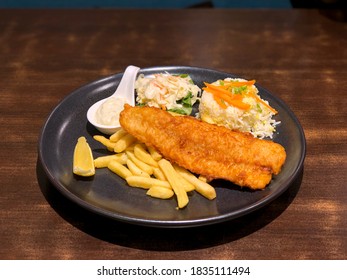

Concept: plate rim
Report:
left=38, top=65, right=306, bottom=228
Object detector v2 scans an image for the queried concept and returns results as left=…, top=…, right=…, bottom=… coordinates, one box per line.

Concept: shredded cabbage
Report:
left=199, top=78, right=280, bottom=139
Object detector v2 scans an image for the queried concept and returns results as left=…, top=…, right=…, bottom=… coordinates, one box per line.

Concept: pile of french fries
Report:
left=92, top=128, right=216, bottom=209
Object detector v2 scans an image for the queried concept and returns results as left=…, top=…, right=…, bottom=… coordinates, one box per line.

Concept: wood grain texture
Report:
left=0, top=9, right=346, bottom=260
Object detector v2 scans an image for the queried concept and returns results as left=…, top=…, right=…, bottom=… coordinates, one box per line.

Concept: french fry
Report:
left=156, top=163, right=194, bottom=192
left=146, top=187, right=174, bottom=199
left=114, top=134, right=137, bottom=153
left=93, top=135, right=116, bottom=151
left=78, top=128, right=220, bottom=209
left=198, top=175, right=208, bottom=182
left=174, top=165, right=216, bottom=200
left=176, top=172, right=195, bottom=192
left=153, top=167, right=167, bottom=181
left=134, top=143, right=159, bottom=167
left=126, top=151, right=154, bottom=175
left=108, top=160, right=132, bottom=179
left=158, top=159, right=189, bottom=209
left=109, top=128, right=128, bottom=142
left=89, top=128, right=218, bottom=209
left=126, top=176, right=171, bottom=189
left=126, top=159, right=151, bottom=178
left=147, top=146, right=162, bottom=161
left=94, top=153, right=128, bottom=168
left=125, top=142, right=138, bottom=151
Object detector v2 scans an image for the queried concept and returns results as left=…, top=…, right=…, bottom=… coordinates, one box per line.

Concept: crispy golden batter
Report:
left=120, top=105, right=286, bottom=189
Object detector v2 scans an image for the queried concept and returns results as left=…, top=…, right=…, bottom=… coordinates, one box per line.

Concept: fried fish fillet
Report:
left=120, top=105, right=286, bottom=189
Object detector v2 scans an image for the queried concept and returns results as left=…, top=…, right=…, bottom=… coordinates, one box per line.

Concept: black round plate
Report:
left=38, top=66, right=306, bottom=228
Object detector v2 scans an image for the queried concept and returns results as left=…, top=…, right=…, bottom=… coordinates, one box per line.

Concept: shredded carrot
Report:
left=153, top=81, right=164, bottom=90
left=203, top=85, right=250, bottom=110
left=203, top=83, right=242, bottom=100
left=204, top=80, right=277, bottom=114
left=214, top=97, right=227, bottom=109
left=227, top=99, right=251, bottom=110
left=202, top=87, right=232, bottom=103
left=253, top=95, right=278, bottom=114
left=222, top=79, right=256, bottom=87
left=242, top=88, right=278, bottom=114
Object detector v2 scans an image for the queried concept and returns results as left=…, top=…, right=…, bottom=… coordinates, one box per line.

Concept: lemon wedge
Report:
left=73, top=136, right=95, bottom=177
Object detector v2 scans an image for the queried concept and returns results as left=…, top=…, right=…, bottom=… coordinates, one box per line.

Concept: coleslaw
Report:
left=135, top=73, right=201, bottom=115
left=199, top=78, right=280, bottom=138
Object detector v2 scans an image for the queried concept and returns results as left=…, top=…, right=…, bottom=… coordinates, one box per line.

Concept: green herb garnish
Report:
left=168, top=92, right=194, bottom=115
left=256, top=103, right=263, bottom=113
left=234, top=85, right=248, bottom=95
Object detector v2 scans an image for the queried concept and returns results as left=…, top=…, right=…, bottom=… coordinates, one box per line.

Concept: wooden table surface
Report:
left=0, top=8, right=346, bottom=260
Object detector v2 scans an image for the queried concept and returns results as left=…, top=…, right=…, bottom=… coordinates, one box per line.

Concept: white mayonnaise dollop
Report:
left=95, top=97, right=126, bottom=126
